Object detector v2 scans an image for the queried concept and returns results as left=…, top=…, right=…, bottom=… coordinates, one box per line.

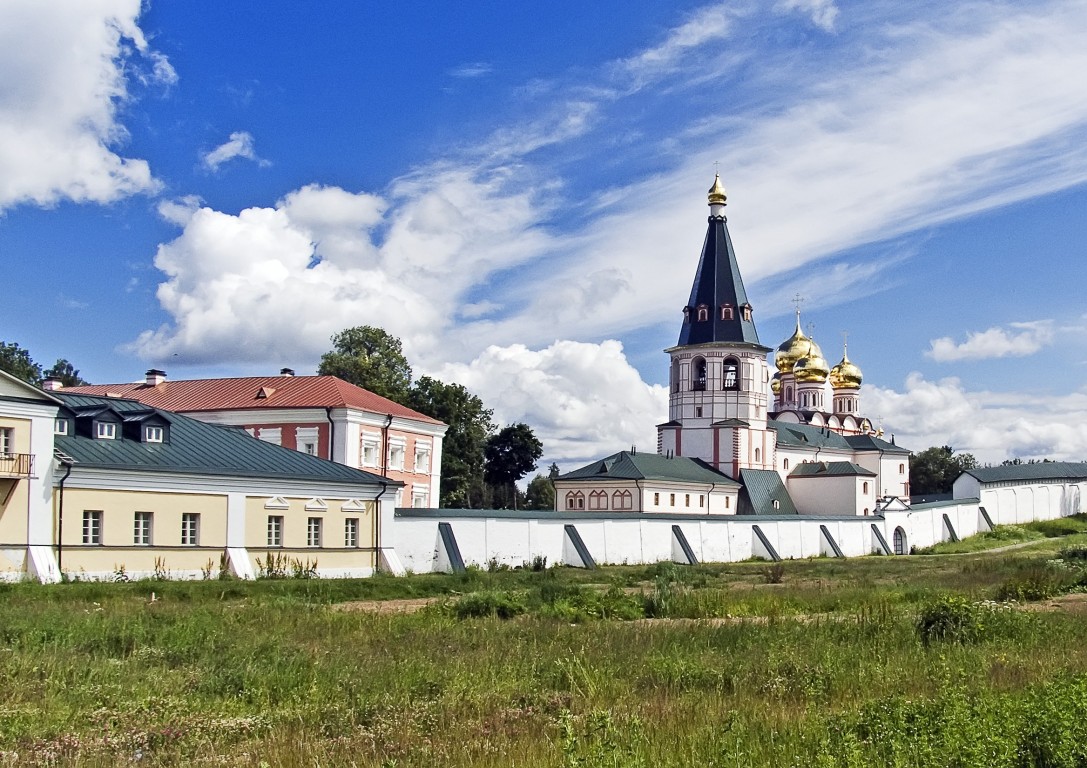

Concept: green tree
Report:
left=408, top=376, right=495, bottom=508
left=44, top=359, right=88, bottom=387
left=0, top=341, right=42, bottom=385
left=485, top=423, right=543, bottom=510
left=318, top=326, right=412, bottom=402
left=909, top=445, right=978, bottom=495
left=524, top=473, right=556, bottom=510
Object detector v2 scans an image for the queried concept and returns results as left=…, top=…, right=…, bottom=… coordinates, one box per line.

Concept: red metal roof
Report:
left=63, top=376, right=444, bottom=425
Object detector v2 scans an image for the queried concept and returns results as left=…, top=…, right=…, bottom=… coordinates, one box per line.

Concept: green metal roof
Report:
left=768, top=421, right=910, bottom=455
left=961, top=462, right=1087, bottom=484
left=54, top=393, right=397, bottom=487
left=558, top=451, right=740, bottom=486
left=738, top=469, right=798, bottom=515
left=788, top=461, right=876, bottom=478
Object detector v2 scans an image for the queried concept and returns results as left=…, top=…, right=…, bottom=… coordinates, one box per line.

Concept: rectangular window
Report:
left=685, top=494, right=690, bottom=507
left=653, top=492, right=660, bottom=506
left=669, top=493, right=675, bottom=506
left=412, top=487, right=429, bottom=508
left=257, top=427, right=281, bottom=446
left=361, top=436, right=379, bottom=467
left=414, top=445, right=431, bottom=474
left=0, top=427, right=12, bottom=456
left=345, top=518, right=359, bottom=548
left=54, top=419, right=68, bottom=436
left=267, top=515, right=283, bottom=547
left=96, top=422, right=116, bottom=440
left=307, top=517, right=322, bottom=547
left=133, top=511, right=152, bottom=545
left=388, top=442, right=405, bottom=471
left=296, top=427, right=320, bottom=456
left=700, top=495, right=705, bottom=508
left=82, top=510, right=102, bottom=545
left=302, top=442, right=316, bottom=455
left=181, top=513, right=200, bottom=546
left=144, top=426, right=164, bottom=443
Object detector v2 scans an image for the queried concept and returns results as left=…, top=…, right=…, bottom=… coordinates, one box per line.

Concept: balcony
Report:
left=0, top=453, right=34, bottom=478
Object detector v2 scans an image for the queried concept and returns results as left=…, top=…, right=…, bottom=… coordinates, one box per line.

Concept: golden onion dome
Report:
left=829, top=349, right=863, bottom=389
left=707, top=174, right=727, bottom=206
left=793, top=347, right=830, bottom=383
left=775, top=315, right=812, bottom=373
left=771, top=371, right=782, bottom=394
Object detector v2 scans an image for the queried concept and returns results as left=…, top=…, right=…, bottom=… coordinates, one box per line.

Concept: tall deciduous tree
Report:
left=44, top=359, right=88, bottom=387
left=408, top=375, right=495, bottom=508
left=0, top=342, right=42, bottom=384
left=524, top=473, right=556, bottom=510
left=317, top=326, right=412, bottom=402
left=485, top=423, right=543, bottom=509
left=909, top=445, right=978, bottom=495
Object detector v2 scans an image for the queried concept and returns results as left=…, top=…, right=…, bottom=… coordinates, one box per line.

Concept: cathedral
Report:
left=556, top=176, right=910, bottom=517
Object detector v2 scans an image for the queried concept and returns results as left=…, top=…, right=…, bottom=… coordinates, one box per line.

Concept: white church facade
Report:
left=557, top=175, right=909, bottom=518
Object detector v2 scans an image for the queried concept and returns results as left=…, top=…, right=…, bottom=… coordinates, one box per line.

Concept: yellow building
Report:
left=0, top=370, right=400, bottom=582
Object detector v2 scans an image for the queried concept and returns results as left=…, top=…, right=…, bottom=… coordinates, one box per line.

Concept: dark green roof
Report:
left=738, top=469, right=798, bottom=515
left=962, top=462, right=1087, bottom=484
left=769, top=421, right=910, bottom=455
left=558, top=451, right=740, bottom=486
left=788, top=461, right=875, bottom=478
left=54, top=393, right=396, bottom=488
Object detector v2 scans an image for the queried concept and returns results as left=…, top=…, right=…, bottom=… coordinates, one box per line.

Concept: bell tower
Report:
left=658, top=175, right=775, bottom=479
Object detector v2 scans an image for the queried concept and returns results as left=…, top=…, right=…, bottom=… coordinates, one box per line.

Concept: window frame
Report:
left=267, top=515, right=284, bottom=547
left=345, top=518, right=359, bottom=548
left=133, top=511, right=152, bottom=546
left=144, top=425, right=164, bottom=443
left=54, top=419, right=68, bottom=436
left=96, top=421, right=117, bottom=440
left=181, top=513, right=200, bottom=546
left=307, top=517, right=323, bottom=548
left=82, top=510, right=103, bottom=545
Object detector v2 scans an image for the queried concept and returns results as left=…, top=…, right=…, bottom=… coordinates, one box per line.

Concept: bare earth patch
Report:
left=331, top=597, right=441, bottom=614
left=1019, top=592, right=1087, bottom=614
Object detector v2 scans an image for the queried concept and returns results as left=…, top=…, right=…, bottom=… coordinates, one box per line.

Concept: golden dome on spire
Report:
left=793, top=336, right=830, bottom=384
left=775, top=313, right=819, bottom=373
left=707, top=174, right=727, bottom=206
left=829, top=346, right=863, bottom=389
left=771, top=371, right=782, bottom=395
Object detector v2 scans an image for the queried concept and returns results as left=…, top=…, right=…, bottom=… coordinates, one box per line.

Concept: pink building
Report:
left=59, top=370, right=447, bottom=508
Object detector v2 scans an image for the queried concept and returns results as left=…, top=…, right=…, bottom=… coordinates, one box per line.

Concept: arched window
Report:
left=671, top=359, right=680, bottom=393
left=589, top=490, right=608, bottom=510
left=863, top=482, right=869, bottom=494
left=682, top=306, right=691, bottom=323
left=720, top=304, right=734, bottom=320
left=696, top=304, right=709, bottom=322
left=783, top=458, right=790, bottom=470
left=785, top=386, right=793, bottom=402
left=754, top=448, right=761, bottom=463
left=899, top=463, right=905, bottom=474
left=772, top=499, right=780, bottom=510
left=612, top=490, right=633, bottom=510
left=742, top=304, right=753, bottom=321
left=691, top=357, right=707, bottom=391
left=565, top=491, right=585, bottom=510
left=722, top=357, right=740, bottom=390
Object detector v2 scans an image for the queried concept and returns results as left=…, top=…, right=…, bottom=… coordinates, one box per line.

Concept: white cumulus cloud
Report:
left=926, top=321, right=1054, bottom=362
left=0, top=0, right=167, bottom=210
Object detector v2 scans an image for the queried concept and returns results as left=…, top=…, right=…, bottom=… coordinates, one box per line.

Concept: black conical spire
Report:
left=676, top=175, right=763, bottom=348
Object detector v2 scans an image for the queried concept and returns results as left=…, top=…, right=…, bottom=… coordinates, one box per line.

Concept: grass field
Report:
left=5, top=529, right=1087, bottom=766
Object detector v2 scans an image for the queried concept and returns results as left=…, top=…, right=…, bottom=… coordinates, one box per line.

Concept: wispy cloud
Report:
left=201, top=131, right=269, bottom=172
left=775, top=0, right=840, bottom=32
left=926, top=321, right=1054, bottom=362
left=448, top=62, right=492, bottom=78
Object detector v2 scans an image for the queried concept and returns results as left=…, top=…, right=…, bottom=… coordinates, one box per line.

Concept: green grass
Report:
left=4, top=543, right=1087, bottom=765
left=916, top=514, right=1087, bottom=555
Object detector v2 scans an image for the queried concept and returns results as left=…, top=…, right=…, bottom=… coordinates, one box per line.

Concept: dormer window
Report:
left=144, top=426, right=164, bottom=443
left=742, top=304, right=753, bottom=321
left=96, top=422, right=117, bottom=440
left=682, top=306, right=691, bottom=323
left=696, top=304, right=709, bottom=322
left=54, top=418, right=68, bottom=436
left=720, top=304, right=734, bottom=320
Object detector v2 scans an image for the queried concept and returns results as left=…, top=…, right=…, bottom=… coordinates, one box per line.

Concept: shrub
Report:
left=763, top=563, right=786, bottom=584
left=453, top=590, right=527, bottom=620
left=1059, top=545, right=1087, bottom=563
left=917, top=595, right=983, bottom=644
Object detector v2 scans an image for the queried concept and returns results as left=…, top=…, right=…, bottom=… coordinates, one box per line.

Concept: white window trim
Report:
left=134, top=511, right=152, bottom=546
left=267, top=515, right=284, bottom=547
left=307, top=517, right=323, bottom=548
left=145, top=426, right=164, bottom=443
left=181, top=513, right=200, bottom=546
left=54, top=419, right=68, bottom=436
left=82, top=510, right=103, bottom=545
left=96, top=422, right=117, bottom=440
left=345, top=518, right=359, bottom=548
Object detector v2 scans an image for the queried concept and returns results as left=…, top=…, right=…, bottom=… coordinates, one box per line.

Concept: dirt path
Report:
left=330, top=597, right=441, bottom=614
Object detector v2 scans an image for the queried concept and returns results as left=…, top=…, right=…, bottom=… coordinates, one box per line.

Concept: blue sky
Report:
left=3, top=0, right=1087, bottom=466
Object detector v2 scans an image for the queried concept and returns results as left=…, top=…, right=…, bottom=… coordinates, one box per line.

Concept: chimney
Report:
left=42, top=376, right=63, bottom=391
left=145, top=369, right=167, bottom=386
left=279, top=368, right=295, bottom=377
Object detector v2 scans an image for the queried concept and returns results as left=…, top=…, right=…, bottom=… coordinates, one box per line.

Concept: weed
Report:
left=763, top=562, right=786, bottom=584
left=452, top=590, right=527, bottom=619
